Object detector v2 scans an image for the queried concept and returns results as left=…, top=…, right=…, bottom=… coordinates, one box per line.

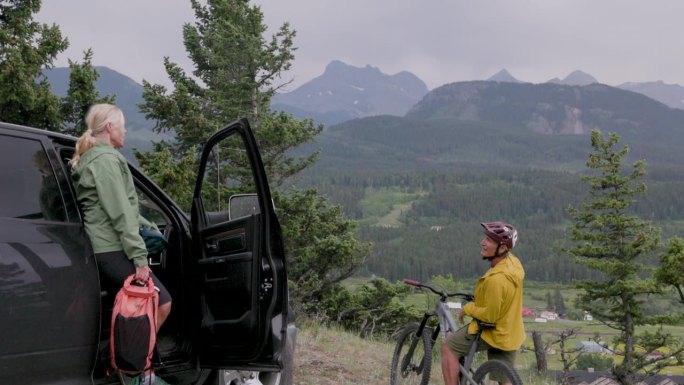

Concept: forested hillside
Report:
left=293, top=81, right=684, bottom=283
left=301, top=85, right=684, bottom=173
left=298, top=164, right=684, bottom=283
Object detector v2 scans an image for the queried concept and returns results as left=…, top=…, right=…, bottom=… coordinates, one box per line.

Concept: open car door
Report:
left=191, top=118, right=288, bottom=370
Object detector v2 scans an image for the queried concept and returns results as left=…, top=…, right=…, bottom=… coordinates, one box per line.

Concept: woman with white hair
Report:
left=70, top=104, right=171, bottom=385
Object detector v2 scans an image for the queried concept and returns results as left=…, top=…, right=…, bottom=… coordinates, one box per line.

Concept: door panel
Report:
left=199, top=218, right=255, bottom=327
left=192, top=119, right=286, bottom=368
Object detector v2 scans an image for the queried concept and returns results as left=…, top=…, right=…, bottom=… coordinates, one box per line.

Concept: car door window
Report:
left=57, top=147, right=83, bottom=223
left=199, top=133, right=260, bottom=225
left=0, top=135, right=67, bottom=221
left=136, top=185, right=168, bottom=228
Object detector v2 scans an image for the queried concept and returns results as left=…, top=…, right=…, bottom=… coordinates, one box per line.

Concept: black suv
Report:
left=0, top=119, right=295, bottom=385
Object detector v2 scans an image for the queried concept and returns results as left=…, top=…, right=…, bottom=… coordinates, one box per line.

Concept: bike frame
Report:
left=393, top=279, right=522, bottom=385
left=406, top=279, right=485, bottom=383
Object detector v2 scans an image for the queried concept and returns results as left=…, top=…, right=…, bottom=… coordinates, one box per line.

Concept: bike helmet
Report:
left=481, top=221, right=518, bottom=249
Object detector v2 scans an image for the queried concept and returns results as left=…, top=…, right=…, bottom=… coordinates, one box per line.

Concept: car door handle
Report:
left=206, top=240, right=220, bottom=252
left=198, top=252, right=252, bottom=265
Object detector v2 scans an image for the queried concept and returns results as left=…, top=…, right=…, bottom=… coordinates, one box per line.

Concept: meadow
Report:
left=321, top=276, right=684, bottom=385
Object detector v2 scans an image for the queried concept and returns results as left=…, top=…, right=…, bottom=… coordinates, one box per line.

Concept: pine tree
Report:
left=138, top=0, right=321, bottom=190
left=0, top=0, right=68, bottom=130
left=137, top=0, right=368, bottom=312
left=564, top=130, right=679, bottom=384
left=655, top=237, right=684, bottom=306
left=553, top=287, right=566, bottom=316
left=0, top=1, right=111, bottom=135
left=59, top=49, right=115, bottom=136
left=546, top=291, right=554, bottom=311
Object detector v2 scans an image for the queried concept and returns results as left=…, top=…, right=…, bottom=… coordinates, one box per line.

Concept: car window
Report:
left=136, top=185, right=168, bottom=228
left=200, top=131, right=260, bottom=224
left=0, top=135, right=67, bottom=221
left=57, top=147, right=82, bottom=223
left=59, top=144, right=168, bottom=228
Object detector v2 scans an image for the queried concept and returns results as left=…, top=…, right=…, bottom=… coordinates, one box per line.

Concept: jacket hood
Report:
left=485, top=253, right=525, bottom=288
left=72, top=141, right=119, bottom=179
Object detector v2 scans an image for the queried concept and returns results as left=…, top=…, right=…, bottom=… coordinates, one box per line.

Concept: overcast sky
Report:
left=36, top=1, right=684, bottom=91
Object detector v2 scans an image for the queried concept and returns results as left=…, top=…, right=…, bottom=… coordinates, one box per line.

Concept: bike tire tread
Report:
left=472, top=358, right=522, bottom=385
left=390, top=323, right=432, bottom=385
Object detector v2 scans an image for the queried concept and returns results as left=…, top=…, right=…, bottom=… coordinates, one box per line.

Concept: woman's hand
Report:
left=135, top=265, right=152, bottom=282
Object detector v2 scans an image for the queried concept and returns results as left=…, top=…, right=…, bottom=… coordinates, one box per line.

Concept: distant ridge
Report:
left=618, top=80, right=684, bottom=110
left=405, top=80, right=684, bottom=141
left=487, top=69, right=523, bottom=83
left=272, top=60, right=429, bottom=126
left=43, top=66, right=151, bottom=130
left=547, top=70, right=598, bottom=86
left=305, top=79, right=684, bottom=176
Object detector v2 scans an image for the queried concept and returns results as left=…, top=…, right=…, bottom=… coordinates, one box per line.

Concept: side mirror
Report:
left=228, top=193, right=260, bottom=221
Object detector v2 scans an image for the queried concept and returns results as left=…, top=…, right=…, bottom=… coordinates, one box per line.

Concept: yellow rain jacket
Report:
left=462, top=253, right=526, bottom=351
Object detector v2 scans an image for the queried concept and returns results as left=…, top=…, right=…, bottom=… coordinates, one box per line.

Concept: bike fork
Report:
left=416, top=311, right=433, bottom=337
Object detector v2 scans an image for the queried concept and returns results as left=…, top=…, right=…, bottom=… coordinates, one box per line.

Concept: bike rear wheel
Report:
left=390, top=323, right=432, bottom=385
left=472, top=359, right=522, bottom=385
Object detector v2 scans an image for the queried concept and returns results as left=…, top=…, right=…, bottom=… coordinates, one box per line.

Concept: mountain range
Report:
left=617, top=80, right=684, bottom=110
left=272, top=60, right=429, bottom=126
left=42, top=61, right=684, bottom=169
left=485, top=68, right=684, bottom=110
left=43, top=61, right=684, bottom=133
left=308, top=80, right=684, bottom=173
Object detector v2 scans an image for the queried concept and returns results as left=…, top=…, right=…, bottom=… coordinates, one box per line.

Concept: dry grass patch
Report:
left=293, top=322, right=448, bottom=385
left=294, top=323, right=395, bottom=385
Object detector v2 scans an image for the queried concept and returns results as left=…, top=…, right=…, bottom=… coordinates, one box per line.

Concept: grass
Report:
left=325, top=276, right=684, bottom=384
left=358, top=187, right=425, bottom=226
left=291, top=322, right=568, bottom=385
left=293, top=320, right=684, bottom=385
left=293, top=322, right=395, bottom=385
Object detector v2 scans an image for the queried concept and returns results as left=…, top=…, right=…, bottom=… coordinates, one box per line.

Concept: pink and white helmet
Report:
left=481, top=221, right=518, bottom=249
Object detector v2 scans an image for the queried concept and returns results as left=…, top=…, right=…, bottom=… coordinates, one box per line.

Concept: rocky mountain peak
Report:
left=487, top=69, right=522, bottom=83
left=272, top=60, right=429, bottom=126
left=547, top=70, right=598, bottom=86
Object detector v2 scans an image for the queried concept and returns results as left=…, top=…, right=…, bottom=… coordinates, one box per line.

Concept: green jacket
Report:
left=463, top=253, right=526, bottom=351
left=71, top=141, right=153, bottom=267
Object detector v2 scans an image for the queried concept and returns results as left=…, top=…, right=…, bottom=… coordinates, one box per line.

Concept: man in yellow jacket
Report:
left=441, top=222, right=526, bottom=385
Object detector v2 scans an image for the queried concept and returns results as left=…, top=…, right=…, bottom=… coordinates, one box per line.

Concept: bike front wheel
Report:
left=390, top=323, right=433, bottom=385
left=472, top=359, right=522, bottom=385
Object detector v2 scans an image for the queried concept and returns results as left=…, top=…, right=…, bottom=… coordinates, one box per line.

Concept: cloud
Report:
left=36, top=0, right=684, bottom=90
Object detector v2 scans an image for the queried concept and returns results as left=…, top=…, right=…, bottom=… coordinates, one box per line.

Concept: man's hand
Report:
left=457, top=308, right=465, bottom=325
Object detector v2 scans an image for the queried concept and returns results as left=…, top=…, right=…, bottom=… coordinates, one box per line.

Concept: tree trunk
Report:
left=533, top=331, right=547, bottom=374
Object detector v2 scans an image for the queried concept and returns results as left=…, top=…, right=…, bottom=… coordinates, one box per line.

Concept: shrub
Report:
left=576, top=353, right=614, bottom=371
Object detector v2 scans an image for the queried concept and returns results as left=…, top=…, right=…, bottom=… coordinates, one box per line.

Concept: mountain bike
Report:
left=390, top=279, right=522, bottom=385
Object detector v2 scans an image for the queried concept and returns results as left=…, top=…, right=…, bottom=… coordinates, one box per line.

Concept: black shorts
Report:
left=94, top=250, right=172, bottom=305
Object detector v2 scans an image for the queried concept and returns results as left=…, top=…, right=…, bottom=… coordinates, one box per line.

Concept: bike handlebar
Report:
left=403, top=278, right=474, bottom=301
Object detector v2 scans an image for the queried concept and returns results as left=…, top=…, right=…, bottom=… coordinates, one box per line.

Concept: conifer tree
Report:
left=59, top=49, right=115, bottom=136
left=0, top=1, right=111, bottom=135
left=553, top=287, right=566, bottom=316
left=655, top=237, right=684, bottom=306
left=139, top=0, right=321, bottom=188
left=137, top=0, right=368, bottom=312
left=0, top=0, right=67, bottom=130
left=564, top=130, right=679, bottom=384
